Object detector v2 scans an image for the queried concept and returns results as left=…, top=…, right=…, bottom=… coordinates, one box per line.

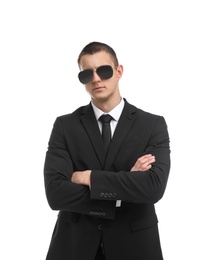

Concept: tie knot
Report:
left=99, top=114, right=113, bottom=124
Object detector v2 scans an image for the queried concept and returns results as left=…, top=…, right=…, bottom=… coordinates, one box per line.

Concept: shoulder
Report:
left=57, top=103, right=91, bottom=121
left=124, top=98, right=163, bottom=120
left=124, top=99, right=169, bottom=132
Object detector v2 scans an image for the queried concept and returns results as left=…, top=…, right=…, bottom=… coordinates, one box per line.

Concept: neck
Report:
left=92, top=95, right=122, bottom=113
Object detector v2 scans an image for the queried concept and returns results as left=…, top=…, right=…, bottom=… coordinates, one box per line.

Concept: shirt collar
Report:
left=91, top=98, right=125, bottom=122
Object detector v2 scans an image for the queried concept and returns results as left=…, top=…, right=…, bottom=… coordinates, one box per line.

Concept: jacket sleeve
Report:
left=90, top=116, right=171, bottom=204
left=44, top=117, right=116, bottom=219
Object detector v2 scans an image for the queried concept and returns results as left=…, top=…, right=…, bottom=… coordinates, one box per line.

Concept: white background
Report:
left=0, top=1, right=203, bottom=259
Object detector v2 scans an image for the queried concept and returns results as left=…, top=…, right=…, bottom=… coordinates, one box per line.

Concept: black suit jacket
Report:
left=44, top=99, right=170, bottom=260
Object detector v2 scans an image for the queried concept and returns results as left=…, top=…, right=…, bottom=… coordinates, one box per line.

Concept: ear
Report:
left=116, top=65, right=123, bottom=79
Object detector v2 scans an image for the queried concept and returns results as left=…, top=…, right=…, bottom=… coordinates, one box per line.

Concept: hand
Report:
left=71, top=170, right=91, bottom=186
left=130, top=154, right=155, bottom=172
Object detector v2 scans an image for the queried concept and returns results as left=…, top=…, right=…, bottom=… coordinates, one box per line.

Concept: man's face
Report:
left=79, top=51, right=123, bottom=103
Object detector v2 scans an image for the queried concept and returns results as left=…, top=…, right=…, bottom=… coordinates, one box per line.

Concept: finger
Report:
left=137, top=155, right=154, bottom=164
left=142, top=164, right=152, bottom=171
left=131, top=158, right=155, bottom=171
left=135, top=156, right=155, bottom=168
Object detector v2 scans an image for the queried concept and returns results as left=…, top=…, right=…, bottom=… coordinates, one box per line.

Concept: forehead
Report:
left=79, top=51, right=114, bottom=69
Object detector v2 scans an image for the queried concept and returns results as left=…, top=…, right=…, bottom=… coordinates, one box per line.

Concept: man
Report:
left=44, top=41, right=171, bottom=260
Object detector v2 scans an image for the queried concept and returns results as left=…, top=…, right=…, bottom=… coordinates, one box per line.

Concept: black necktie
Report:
left=99, top=114, right=113, bottom=153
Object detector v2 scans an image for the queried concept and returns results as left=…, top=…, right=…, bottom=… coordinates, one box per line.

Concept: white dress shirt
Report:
left=91, top=98, right=125, bottom=207
left=91, top=98, right=125, bottom=137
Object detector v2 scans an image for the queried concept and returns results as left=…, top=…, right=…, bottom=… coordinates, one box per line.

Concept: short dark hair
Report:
left=77, top=41, right=119, bottom=68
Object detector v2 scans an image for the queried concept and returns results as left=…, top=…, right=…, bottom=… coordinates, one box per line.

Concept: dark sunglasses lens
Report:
left=97, top=65, right=113, bottom=79
left=78, top=65, right=113, bottom=84
left=78, top=69, right=93, bottom=84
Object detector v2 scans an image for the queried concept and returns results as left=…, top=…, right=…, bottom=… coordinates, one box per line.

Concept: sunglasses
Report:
left=78, top=65, right=113, bottom=84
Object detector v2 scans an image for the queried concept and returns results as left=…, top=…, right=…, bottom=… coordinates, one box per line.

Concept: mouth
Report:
left=93, top=86, right=105, bottom=91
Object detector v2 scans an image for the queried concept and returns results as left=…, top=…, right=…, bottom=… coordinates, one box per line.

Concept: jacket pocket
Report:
left=130, top=214, right=158, bottom=232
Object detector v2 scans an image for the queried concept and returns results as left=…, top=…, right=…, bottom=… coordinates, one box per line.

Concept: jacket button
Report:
left=98, top=224, right=103, bottom=231
left=100, top=193, right=104, bottom=197
left=109, top=193, right=112, bottom=198
left=104, top=193, right=108, bottom=198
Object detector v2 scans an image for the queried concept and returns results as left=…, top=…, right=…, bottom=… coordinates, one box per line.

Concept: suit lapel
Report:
left=80, top=101, right=137, bottom=170
left=80, top=103, right=106, bottom=168
left=104, top=101, right=137, bottom=169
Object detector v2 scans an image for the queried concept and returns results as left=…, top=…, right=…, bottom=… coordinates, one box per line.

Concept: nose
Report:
left=92, top=70, right=101, bottom=83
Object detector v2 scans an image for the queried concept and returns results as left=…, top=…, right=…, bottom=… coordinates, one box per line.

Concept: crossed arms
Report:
left=71, top=154, right=156, bottom=186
